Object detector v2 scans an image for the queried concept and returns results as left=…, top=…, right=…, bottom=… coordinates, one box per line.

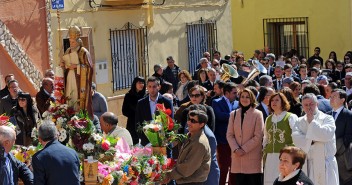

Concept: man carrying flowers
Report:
left=164, top=109, right=211, bottom=185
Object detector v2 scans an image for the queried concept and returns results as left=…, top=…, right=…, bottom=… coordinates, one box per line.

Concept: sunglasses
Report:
left=187, top=117, right=199, bottom=124
left=213, top=63, right=219, bottom=66
left=345, top=58, right=350, bottom=60
left=190, top=94, right=201, bottom=98
left=18, top=98, right=27, bottom=102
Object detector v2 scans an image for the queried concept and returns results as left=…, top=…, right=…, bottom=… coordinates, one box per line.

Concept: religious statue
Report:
left=61, top=25, right=93, bottom=119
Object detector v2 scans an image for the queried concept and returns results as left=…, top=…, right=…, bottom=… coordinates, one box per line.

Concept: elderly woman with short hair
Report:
left=273, top=146, right=313, bottom=185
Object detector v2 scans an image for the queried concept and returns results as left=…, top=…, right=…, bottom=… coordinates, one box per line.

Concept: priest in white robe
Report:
left=292, top=93, right=339, bottom=185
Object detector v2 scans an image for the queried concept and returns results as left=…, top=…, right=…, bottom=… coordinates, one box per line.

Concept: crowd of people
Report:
left=122, top=47, right=352, bottom=185
left=1, top=46, right=352, bottom=185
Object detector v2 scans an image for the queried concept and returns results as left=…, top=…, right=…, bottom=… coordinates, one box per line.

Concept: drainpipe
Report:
left=146, top=0, right=154, bottom=27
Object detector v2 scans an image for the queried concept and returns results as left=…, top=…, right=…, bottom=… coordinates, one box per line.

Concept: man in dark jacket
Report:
left=163, top=56, right=180, bottom=93
left=329, top=89, right=352, bottom=184
left=0, top=80, right=20, bottom=116
left=0, top=74, right=15, bottom=99
left=135, top=77, right=174, bottom=146
left=307, top=47, right=323, bottom=69
left=32, top=121, right=80, bottom=185
left=0, top=125, right=33, bottom=185
left=36, top=78, right=55, bottom=116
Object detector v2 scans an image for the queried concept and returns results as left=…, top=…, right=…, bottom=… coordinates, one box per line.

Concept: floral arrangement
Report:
left=81, top=133, right=120, bottom=161
left=11, top=145, right=39, bottom=164
left=0, top=114, right=16, bottom=130
left=40, top=100, right=75, bottom=143
left=66, top=111, right=95, bottom=156
left=142, top=104, right=184, bottom=147
left=96, top=147, right=176, bottom=185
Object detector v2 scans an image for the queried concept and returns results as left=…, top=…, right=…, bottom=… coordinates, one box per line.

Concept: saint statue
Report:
left=61, top=25, right=93, bottom=119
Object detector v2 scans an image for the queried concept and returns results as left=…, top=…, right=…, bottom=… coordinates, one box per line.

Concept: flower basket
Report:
left=152, top=146, right=167, bottom=156
left=83, top=159, right=98, bottom=183
left=98, top=154, right=114, bottom=163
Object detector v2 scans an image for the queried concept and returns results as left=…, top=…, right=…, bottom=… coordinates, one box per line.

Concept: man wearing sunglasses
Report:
left=307, top=47, right=323, bottom=69
left=165, top=109, right=211, bottom=185
left=0, top=80, right=20, bottom=116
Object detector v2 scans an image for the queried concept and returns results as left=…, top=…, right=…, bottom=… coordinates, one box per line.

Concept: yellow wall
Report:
left=231, top=0, right=352, bottom=60
left=50, top=0, right=233, bottom=97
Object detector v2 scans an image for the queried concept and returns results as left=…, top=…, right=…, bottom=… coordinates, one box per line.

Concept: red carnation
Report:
left=165, top=109, right=172, bottom=116
left=148, top=159, right=154, bottom=165
left=101, top=140, right=110, bottom=151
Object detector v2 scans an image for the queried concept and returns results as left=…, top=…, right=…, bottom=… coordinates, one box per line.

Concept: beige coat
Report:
left=226, top=107, right=264, bottom=173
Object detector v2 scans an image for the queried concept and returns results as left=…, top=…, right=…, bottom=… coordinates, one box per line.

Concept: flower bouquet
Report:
left=66, top=111, right=94, bottom=157
left=11, top=145, right=39, bottom=166
left=103, top=154, right=176, bottom=185
left=41, top=100, right=75, bottom=144
left=142, top=104, right=183, bottom=148
left=0, top=114, right=16, bottom=130
left=82, top=133, right=120, bottom=162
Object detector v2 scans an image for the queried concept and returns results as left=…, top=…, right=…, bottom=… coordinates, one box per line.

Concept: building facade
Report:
left=50, top=0, right=233, bottom=97
left=231, top=0, right=352, bottom=60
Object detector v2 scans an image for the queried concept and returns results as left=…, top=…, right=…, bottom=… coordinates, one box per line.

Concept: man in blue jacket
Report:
left=212, top=82, right=238, bottom=185
left=0, top=125, right=33, bottom=185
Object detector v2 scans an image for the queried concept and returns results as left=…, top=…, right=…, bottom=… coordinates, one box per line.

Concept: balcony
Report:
left=101, top=0, right=145, bottom=6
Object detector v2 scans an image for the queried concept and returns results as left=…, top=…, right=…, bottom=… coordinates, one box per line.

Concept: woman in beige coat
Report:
left=226, top=88, right=264, bottom=185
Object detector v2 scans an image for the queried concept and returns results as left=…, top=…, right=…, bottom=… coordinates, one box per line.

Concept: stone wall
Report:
left=0, top=21, right=43, bottom=91
left=107, top=95, right=127, bottom=128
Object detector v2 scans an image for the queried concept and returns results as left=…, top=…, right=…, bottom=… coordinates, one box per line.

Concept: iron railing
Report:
left=263, top=17, right=309, bottom=58
left=110, top=22, right=148, bottom=91
left=186, top=18, right=217, bottom=73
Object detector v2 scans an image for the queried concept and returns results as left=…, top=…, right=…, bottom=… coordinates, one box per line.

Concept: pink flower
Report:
left=296, top=181, right=304, bottom=185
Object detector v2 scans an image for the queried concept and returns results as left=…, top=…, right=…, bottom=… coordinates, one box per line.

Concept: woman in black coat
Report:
left=122, top=76, right=146, bottom=145
left=11, top=92, right=40, bottom=146
left=280, top=87, right=303, bottom=117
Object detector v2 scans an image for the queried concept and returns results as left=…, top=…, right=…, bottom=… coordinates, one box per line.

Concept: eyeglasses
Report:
left=18, top=98, right=26, bottom=102
left=188, top=117, right=199, bottom=124
left=190, top=94, right=201, bottom=98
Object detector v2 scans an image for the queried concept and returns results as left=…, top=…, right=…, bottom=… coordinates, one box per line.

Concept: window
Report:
left=110, top=22, right=148, bottom=91
left=186, top=19, right=217, bottom=73
left=263, top=17, right=309, bottom=58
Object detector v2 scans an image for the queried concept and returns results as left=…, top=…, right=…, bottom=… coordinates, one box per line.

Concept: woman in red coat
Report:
left=226, top=88, right=264, bottom=185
